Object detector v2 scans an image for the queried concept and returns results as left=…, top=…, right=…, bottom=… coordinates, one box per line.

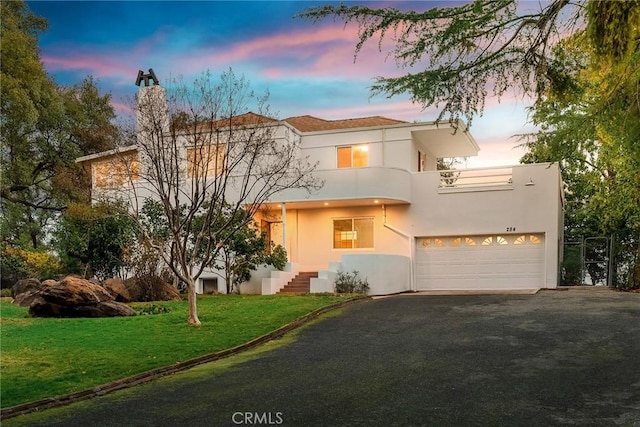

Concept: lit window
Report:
left=451, top=238, right=461, bottom=247
left=333, top=218, right=374, bottom=249
left=337, top=145, right=368, bottom=168
left=434, top=238, right=444, bottom=247
left=530, top=235, right=542, bottom=244
left=482, top=237, right=493, bottom=246
left=94, top=153, right=139, bottom=188
left=421, top=239, right=431, bottom=247
left=187, top=145, right=224, bottom=178
left=514, top=235, right=526, bottom=245
left=496, top=236, right=508, bottom=245
left=465, top=237, right=476, bottom=246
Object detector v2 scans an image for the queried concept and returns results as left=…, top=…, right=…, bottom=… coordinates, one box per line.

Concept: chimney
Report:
left=135, top=69, right=169, bottom=140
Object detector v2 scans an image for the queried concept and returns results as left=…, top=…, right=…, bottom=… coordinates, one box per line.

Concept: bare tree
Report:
left=122, top=69, right=319, bottom=325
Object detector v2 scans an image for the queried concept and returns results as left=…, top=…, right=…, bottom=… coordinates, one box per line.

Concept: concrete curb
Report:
left=0, top=296, right=367, bottom=420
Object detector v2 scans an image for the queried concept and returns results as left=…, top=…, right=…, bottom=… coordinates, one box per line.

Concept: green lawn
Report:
left=0, top=294, right=351, bottom=408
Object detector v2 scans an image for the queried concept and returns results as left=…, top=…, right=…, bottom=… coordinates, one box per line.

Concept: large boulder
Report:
left=28, top=276, right=135, bottom=318
left=39, top=276, right=113, bottom=306
left=103, top=278, right=132, bottom=302
left=12, top=278, right=41, bottom=298
left=29, top=298, right=136, bottom=318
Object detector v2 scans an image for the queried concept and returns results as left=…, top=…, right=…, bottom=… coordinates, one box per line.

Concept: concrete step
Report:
left=277, top=272, right=318, bottom=294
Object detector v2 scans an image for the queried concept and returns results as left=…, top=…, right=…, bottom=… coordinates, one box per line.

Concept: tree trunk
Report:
left=225, top=258, right=232, bottom=294
left=186, top=281, right=201, bottom=326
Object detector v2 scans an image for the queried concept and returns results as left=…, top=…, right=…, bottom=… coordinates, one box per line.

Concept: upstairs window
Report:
left=94, top=153, right=139, bottom=188
left=337, top=144, right=368, bottom=168
left=187, top=145, right=224, bottom=178
left=333, top=217, right=374, bottom=249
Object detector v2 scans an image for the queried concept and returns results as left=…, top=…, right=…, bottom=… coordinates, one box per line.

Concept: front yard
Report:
left=0, top=294, right=350, bottom=408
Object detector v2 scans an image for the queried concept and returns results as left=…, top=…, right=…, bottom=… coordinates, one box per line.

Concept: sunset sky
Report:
left=27, top=1, right=539, bottom=167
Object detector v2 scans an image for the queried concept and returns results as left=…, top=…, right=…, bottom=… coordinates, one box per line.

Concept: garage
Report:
left=415, top=234, right=545, bottom=290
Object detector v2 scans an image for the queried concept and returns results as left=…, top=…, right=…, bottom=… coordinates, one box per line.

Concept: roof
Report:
left=283, top=115, right=407, bottom=132
left=191, top=112, right=277, bottom=132
left=75, top=114, right=413, bottom=164
left=175, top=112, right=406, bottom=133
left=75, top=145, right=138, bottom=164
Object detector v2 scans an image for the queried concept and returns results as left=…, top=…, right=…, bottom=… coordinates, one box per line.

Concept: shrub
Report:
left=334, top=270, right=369, bottom=294
left=54, top=202, right=135, bottom=280
left=132, top=274, right=179, bottom=302
left=266, top=244, right=287, bottom=270
left=132, top=303, right=173, bottom=316
left=1, top=247, right=61, bottom=282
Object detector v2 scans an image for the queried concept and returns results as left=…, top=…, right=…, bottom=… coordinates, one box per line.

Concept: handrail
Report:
left=438, top=167, right=513, bottom=189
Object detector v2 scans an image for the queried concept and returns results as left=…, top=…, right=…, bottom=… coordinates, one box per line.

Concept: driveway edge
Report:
left=0, top=296, right=367, bottom=420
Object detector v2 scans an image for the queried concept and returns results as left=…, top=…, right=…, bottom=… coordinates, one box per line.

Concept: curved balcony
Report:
left=268, top=167, right=412, bottom=206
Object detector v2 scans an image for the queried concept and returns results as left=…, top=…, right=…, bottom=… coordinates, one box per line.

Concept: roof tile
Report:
left=283, top=115, right=406, bottom=132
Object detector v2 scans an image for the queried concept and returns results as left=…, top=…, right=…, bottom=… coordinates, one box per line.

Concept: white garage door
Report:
left=415, top=234, right=545, bottom=290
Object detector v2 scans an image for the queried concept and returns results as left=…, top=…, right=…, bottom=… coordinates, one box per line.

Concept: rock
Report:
left=103, top=278, right=132, bottom=302
left=28, top=297, right=65, bottom=317
left=29, top=298, right=135, bottom=318
left=12, top=278, right=41, bottom=298
left=27, top=276, right=134, bottom=318
left=41, top=279, right=57, bottom=287
left=13, top=289, right=42, bottom=307
left=70, top=301, right=136, bottom=317
left=38, top=276, right=113, bottom=306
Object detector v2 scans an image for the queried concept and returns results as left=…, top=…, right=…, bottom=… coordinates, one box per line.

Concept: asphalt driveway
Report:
left=7, top=289, right=640, bottom=426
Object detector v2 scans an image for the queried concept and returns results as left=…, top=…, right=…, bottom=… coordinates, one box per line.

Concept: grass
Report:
left=0, top=294, right=352, bottom=408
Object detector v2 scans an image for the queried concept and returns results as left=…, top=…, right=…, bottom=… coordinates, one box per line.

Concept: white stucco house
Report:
left=77, top=84, right=563, bottom=295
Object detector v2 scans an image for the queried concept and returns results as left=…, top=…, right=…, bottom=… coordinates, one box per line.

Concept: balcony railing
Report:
left=437, top=167, right=513, bottom=192
left=268, top=166, right=412, bottom=203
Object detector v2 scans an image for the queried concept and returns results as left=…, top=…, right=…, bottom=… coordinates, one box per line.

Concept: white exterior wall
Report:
left=341, top=254, right=411, bottom=295
left=282, top=206, right=410, bottom=272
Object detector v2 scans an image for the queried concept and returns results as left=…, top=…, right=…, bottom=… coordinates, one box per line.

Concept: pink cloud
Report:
left=40, top=19, right=405, bottom=89
left=165, top=22, right=402, bottom=81
left=110, top=99, right=134, bottom=116
left=42, top=54, right=137, bottom=81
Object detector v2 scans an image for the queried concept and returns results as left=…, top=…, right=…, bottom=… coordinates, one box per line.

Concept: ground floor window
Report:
left=333, top=217, right=374, bottom=249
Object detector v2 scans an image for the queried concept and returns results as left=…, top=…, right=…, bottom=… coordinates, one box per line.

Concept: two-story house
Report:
left=77, top=84, right=563, bottom=295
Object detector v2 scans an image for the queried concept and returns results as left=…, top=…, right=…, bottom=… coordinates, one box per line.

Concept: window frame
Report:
left=93, top=153, right=140, bottom=188
left=186, top=144, right=225, bottom=178
left=336, top=144, right=368, bottom=169
left=332, top=217, right=374, bottom=249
